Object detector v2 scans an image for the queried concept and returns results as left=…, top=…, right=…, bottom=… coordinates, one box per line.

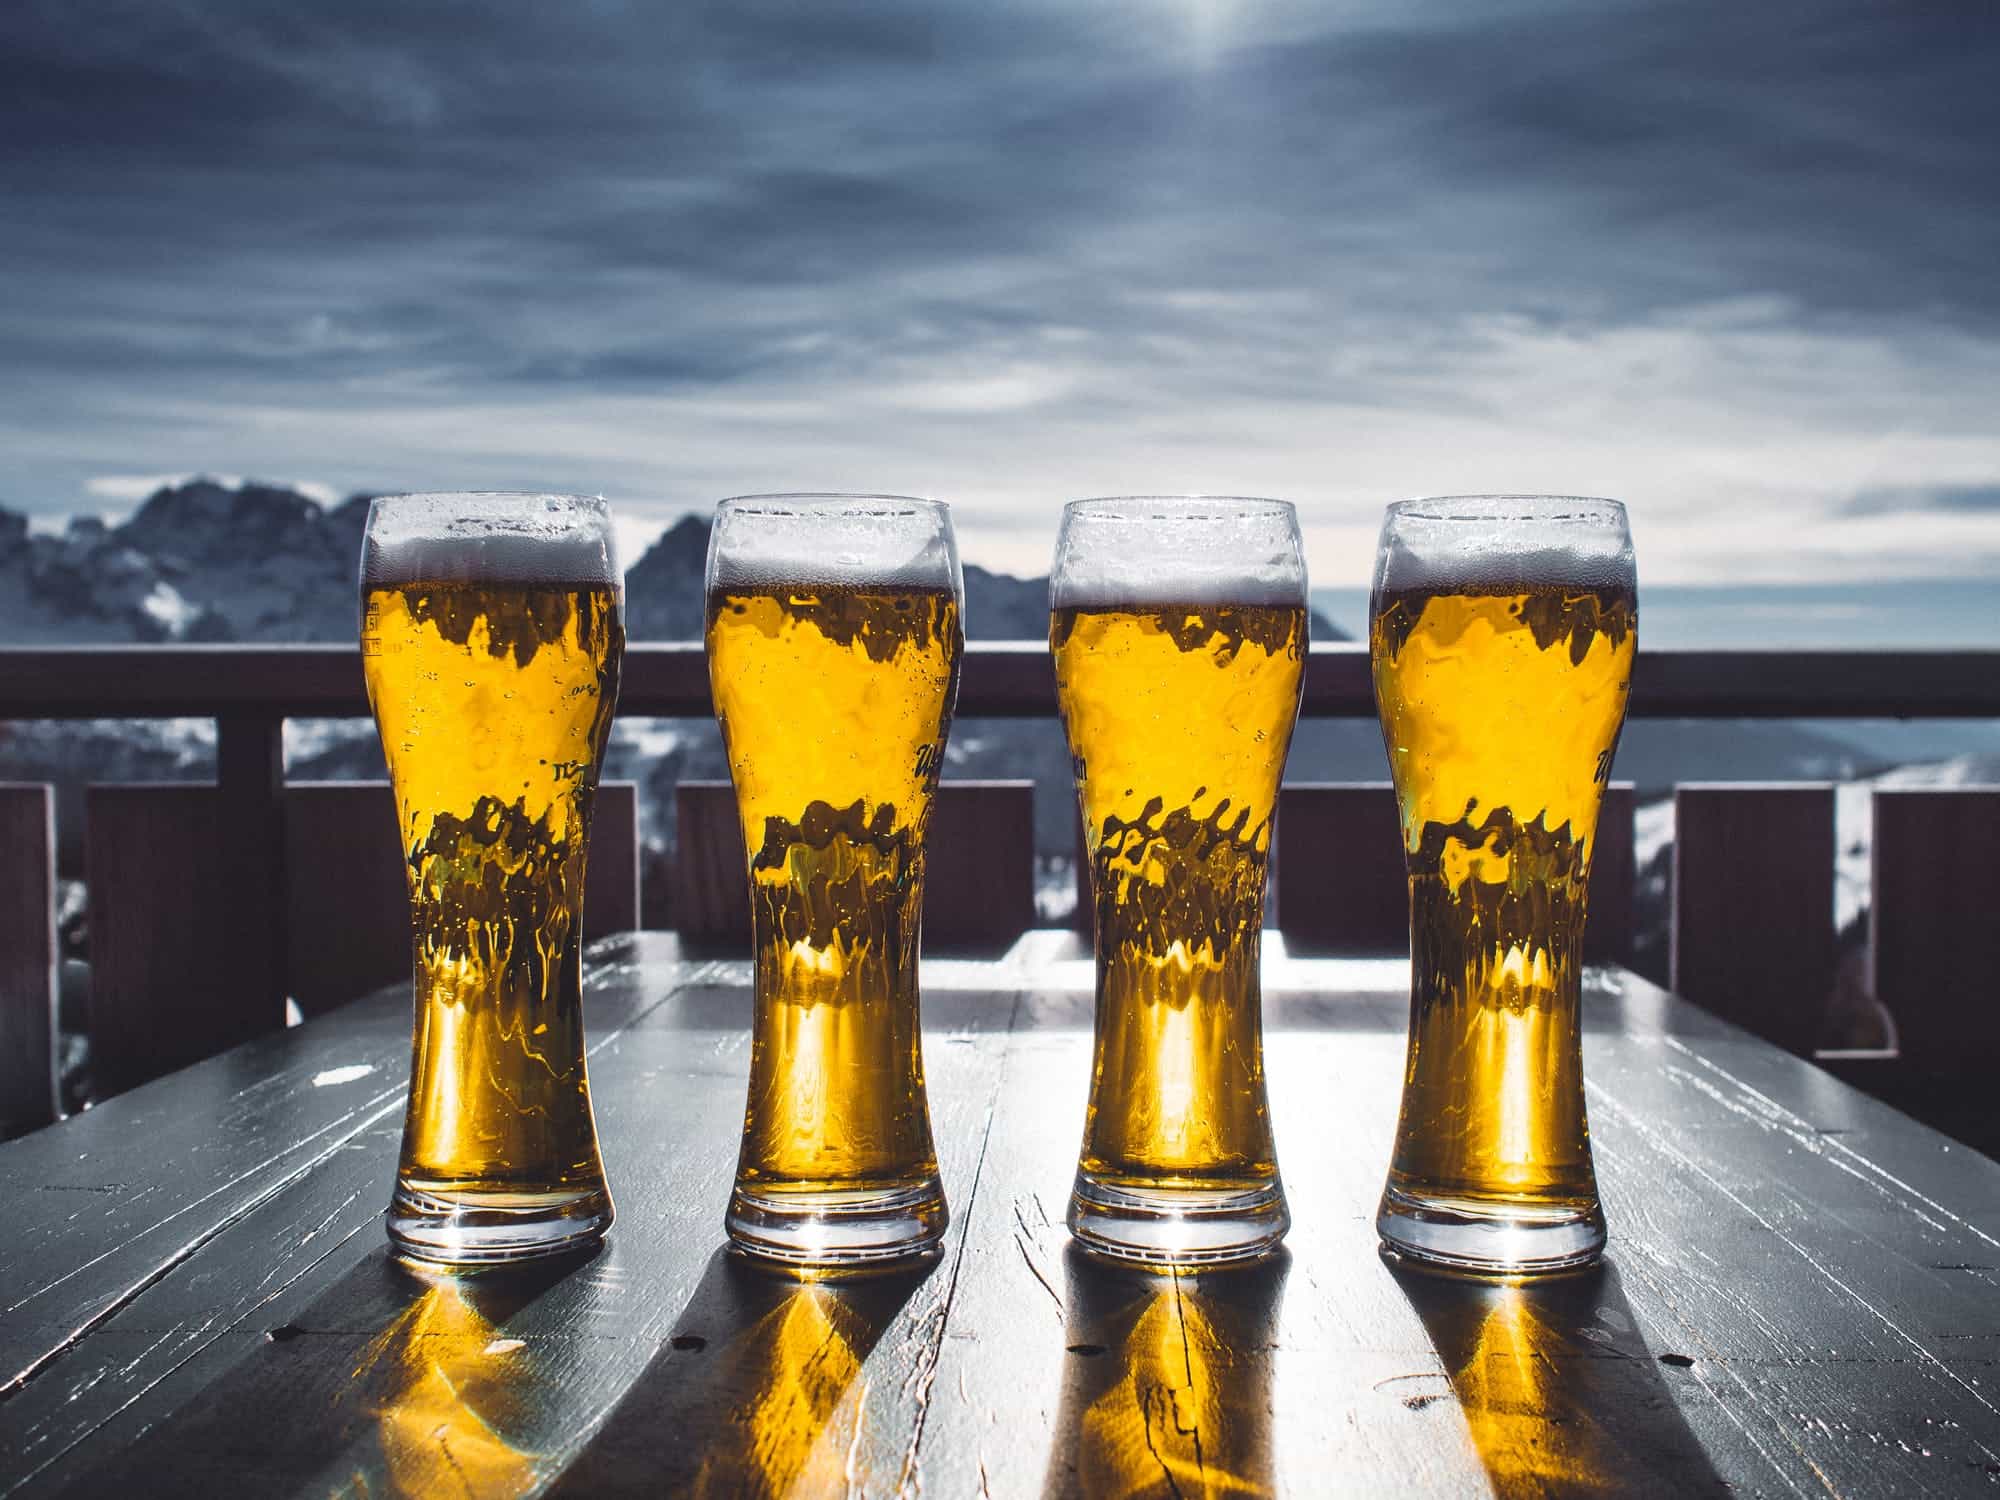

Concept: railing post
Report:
left=0, top=784, right=59, bottom=1132
left=216, top=713, right=288, bottom=1036
left=1870, top=787, right=2000, bottom=1072
left=1671, top=783, right=1835, bottom=1054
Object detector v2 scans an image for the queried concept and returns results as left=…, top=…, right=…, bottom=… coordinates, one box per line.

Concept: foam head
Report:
left=705, top=493, right=962, bottom=599
left=1049, top=496, right=1307, bottom=610
left=362, top=492, right=620, bottom=593
left=1373, top=495, right=1634, bottom=598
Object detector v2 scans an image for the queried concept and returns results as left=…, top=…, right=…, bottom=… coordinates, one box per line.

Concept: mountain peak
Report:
left=0, top=487, right=1349, bottom=643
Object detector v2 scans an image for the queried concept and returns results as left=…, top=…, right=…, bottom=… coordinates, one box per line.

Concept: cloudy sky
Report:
left=3, top=0, right=1998, bottom=594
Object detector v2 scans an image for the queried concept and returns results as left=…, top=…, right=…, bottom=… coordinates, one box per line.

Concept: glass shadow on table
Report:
left=546, top=1247, right=933, bottom=1498
left=53, top=1246, right=605, bottom=1500
left=1392, top=1261, right=1730, bottom=1500
left=1042, top=1245, right=1289, bottom=1500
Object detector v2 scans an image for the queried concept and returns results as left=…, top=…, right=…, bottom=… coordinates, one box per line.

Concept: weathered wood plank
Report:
left=3, top=939, right=1998, bottom=1498
left=0, top=941, right=663, bottom=1401
left=1871, top=786, right=2000, bottom=1072
left=924, top=949, right=2000, bottom=1498
left=0, top=940, right=692, bottom=1496
left=85, top=785, right=242, bottom=1095
left=20, top=948, right=1023, bottom=1500
left=0, top=785, right=59, bottom=1135
left=1672, top=783, right=1836, bottom=1056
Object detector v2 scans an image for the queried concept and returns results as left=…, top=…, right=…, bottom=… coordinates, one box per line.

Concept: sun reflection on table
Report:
left=1046, top=1248, right=1288, bottom=1500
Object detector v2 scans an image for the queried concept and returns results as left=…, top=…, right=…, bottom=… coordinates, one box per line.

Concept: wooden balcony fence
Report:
left=3, top=643, right=1999, bottom=1135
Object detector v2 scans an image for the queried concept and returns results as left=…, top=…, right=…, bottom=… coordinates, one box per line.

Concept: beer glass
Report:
left=1052, top=497, right=1307, bottom=1265
left=361, top=492, right=623, bottom=1265
left=1370, top=495, right=1636, bottom=1276
left=705, top=494, right=964, bottom=1269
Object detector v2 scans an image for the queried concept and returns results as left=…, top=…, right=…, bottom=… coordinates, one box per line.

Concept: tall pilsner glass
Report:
left=361, top=492, right=624, bottom=1265
left=705, top=495, right=963, bottom=1269
left=1371, top=495, right=1636, bottom=1276
left=1053, top=498, right=1307, bottom=1265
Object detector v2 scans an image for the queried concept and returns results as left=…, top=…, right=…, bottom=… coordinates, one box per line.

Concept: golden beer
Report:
left=704, top=494, right=965, bottom=1268
left=1371, top=495, right=1635, bottom=1274
left=707, top=585, right=959, bottom=1194
left=1056, top=603, right=1304, bottom=1187
left=362, top=492, right=623, bottom=1264
left=1052, top=496, right=1308, bottom=1266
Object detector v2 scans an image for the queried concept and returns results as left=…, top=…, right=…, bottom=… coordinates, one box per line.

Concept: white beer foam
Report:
left=363, top=492, right=619, bottom=587
left=707, top=495, right=960, bottom=593
left=1373, top=495, right=1633, bottom=595
left=1050, top=497, right=1306, bottom=609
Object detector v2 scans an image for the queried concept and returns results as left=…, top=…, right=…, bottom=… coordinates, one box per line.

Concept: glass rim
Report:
left=1062, top=495, right=1297, bottom=522
left=367, top=490, right=608, bottom=508
left=715, top=491, right=948, bottom=519
left=1386, top=494, right=1626, bottom=524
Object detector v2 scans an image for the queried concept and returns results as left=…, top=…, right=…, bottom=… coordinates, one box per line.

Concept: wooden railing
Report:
left=3, top=644, right=1999, bottom=1132
left=8, top=642, right=2000, bottom=719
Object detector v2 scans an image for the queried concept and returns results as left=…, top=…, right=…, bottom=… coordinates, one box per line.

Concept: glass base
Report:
left=1376, top=1182, right=1604, bottom=1279
left=387, top=1181, right=614, bottom=1268
left=726, top=1178, right=948, bottom=1274
left=1068, top=1172, right=1290, bottom=1269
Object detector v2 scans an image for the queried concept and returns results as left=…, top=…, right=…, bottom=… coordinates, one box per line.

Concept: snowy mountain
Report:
left=0, top=480, right=370, bottom=642
left=0, top=478, right=1347, bottom=644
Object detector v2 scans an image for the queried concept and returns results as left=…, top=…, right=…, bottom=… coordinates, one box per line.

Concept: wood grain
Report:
left=2, top=936, right=1996, bottom=1497
left=0, top=784, right=59, bottom=1134
left=1672, top=783, right=1836, bottom=1056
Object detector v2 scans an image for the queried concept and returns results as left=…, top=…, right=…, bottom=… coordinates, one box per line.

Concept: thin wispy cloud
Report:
left=1843, top=484, right=2000, bottom=517
left=2, top=0, right=1997, bottom=582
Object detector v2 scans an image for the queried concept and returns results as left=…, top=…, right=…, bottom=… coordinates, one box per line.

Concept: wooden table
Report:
left=3, top=933, right=1997, bottom=1497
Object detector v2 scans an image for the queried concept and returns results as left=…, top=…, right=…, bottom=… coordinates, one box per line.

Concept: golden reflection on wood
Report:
left=1443, top=1286, right=1618, bottom=1497
left=695, top=1282, right=870, bottom=1499
left=1395, top=1265, right=1728, bottom=1500
left=349, top=1273, right=542, bottom=1499
left=1046, top=1249, right=1286, bottom=1500
left=542, top=1251, right=930, bottom=1500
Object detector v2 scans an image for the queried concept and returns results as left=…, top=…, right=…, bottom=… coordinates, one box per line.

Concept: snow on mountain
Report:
left=3, top=482, right=1346, bottom=644
left=0, top=478, right=368, bottom=642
